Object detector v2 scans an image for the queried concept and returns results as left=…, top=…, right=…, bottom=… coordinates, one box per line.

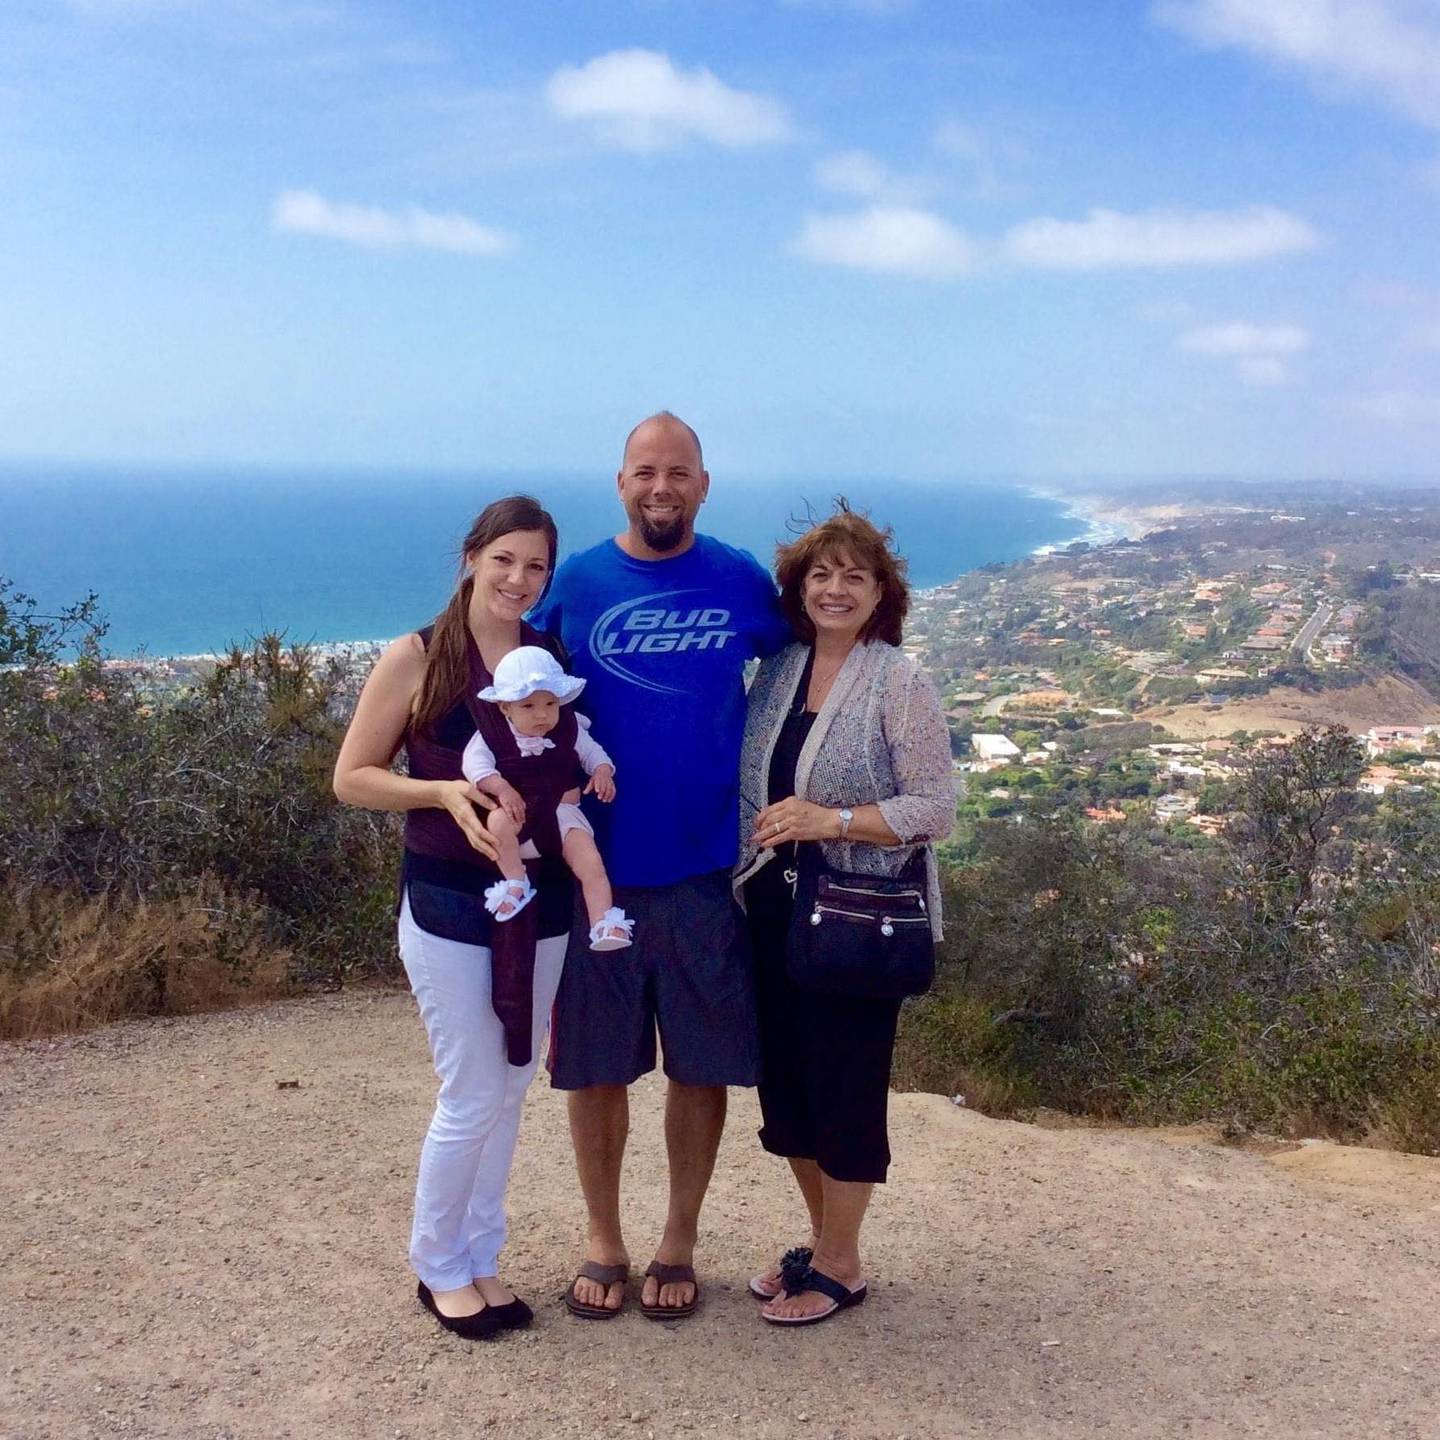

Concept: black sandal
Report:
left=748, top=1245, right=812, bottom=1300
left=760, top=1255, right=867, bottom=1327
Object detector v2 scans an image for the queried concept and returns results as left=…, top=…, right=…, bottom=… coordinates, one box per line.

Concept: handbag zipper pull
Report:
left=881, top=916, right=894, bottom=937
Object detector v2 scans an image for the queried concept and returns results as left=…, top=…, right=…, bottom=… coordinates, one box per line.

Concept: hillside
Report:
left=1140, top=672, right=1440, bottom=739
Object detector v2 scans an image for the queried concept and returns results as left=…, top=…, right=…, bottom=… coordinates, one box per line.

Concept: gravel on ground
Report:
left=2, top=991, right=1437, bottom=1440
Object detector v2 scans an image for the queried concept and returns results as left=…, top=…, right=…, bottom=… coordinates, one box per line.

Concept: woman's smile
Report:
left=471, top=528, right=552, bottom=619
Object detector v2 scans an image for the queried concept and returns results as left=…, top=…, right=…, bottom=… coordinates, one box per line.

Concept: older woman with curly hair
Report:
left=734, top=505, right=954, bottom=1327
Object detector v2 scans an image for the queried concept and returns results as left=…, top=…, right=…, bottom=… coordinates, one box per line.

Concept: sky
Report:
left=3, top=0, right=1440, bottom=483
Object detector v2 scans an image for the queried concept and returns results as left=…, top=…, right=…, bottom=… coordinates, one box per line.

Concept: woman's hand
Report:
left=752, top=796, right=841, bottom=849
left=585, top=765, right=617, bottom=803
left=436, top=780, right=501, bottom=861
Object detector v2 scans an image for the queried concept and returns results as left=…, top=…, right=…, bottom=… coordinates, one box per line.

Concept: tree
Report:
left=1228, top=724, right=1364, bottom=920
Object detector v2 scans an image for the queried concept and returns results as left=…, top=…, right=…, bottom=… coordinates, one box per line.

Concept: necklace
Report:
left=805, top=648, right=851, bottom=709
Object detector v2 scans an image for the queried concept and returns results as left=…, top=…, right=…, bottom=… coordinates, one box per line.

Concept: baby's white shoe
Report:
left=588, top=907, right=634, bottom=952
left=484, top=876, right=536, bottom=922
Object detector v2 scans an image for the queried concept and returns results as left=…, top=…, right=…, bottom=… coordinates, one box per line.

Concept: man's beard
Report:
left=637, top=513, right=687, bottom=552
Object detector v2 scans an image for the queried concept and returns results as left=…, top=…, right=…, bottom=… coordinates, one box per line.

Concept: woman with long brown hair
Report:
left=334, top=495, right=573, bottom=1341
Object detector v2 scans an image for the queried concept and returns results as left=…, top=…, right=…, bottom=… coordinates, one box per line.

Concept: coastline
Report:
left=81, top=486, right=1137, bottom=662
left=99, top=637, right=392, bottom=676
left=1022, top=485, right=1201, bottom=555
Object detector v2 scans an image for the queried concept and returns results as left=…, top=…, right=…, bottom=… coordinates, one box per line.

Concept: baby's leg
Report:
left=561, top=828, right=613, bottom=925
left=486, top=807, right=526, bottom=882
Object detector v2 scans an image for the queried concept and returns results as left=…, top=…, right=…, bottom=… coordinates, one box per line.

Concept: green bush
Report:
left=0, top=579, right=399, bottom=1034
left=899, top=729, right=1440, bottom=1154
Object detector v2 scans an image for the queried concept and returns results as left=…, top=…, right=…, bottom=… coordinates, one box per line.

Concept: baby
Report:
left=461, top=646, right=633, bottom=952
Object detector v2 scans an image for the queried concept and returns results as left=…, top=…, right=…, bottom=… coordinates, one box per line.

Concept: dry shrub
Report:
left=0, top=879, right=289, bottom=1040
left=1366, top=1055, right=1440, bottom=1157
left=893, top=990, right=1035, bottom=1118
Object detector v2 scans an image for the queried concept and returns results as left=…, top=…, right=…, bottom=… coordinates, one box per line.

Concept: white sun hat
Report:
left=477, top=645, right=587, bottom=705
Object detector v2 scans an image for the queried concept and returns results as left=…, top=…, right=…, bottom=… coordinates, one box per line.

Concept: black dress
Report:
left=743, top=667, right=904, bottom=1185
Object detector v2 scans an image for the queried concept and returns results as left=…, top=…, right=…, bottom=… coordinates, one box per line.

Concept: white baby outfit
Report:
left=461, top=713, right=613, bottom=848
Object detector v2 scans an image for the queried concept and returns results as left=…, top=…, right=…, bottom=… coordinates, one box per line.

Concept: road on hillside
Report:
left=1293, top=602, right=1332, bottom=659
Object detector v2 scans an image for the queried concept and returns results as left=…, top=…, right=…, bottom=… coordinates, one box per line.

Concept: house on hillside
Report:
left=1153, top=793, right=1196, bottom=821
left=1365, top=726, right=1427, bottom=758
left=970, top=734, right=1022, bottom=768
left=1360, top=765, right=1402, bottom=794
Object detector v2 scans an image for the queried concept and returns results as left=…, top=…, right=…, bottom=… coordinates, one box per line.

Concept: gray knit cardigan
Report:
left=733, top=640, right=956, bottom=938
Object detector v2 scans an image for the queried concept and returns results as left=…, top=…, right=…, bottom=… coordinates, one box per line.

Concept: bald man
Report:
left=532, top=412, right=789, bottom=1320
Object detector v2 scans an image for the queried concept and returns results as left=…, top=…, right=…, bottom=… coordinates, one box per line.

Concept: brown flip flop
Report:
left=639, top=1261, right=699, bottom=1321
left=563, top=1260, right=629, bottom=1320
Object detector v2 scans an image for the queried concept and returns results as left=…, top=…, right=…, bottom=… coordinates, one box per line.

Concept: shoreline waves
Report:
left=1023, top=487, right=1199, bottom=555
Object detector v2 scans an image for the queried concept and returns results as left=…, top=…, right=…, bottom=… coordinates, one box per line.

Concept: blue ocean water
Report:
left=0, top=465, right=1083, bottom=657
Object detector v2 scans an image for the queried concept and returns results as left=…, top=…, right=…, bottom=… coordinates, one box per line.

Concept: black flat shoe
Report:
left=484, top=1295, right=533, bottom=1330
left=416, top=1281, right=502, bottom=1341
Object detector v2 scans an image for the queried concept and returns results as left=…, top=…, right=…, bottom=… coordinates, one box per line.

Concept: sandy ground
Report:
left=3, top=992, right=1438, bottom=1440
left=1142, top=672, right=1440, bottom=740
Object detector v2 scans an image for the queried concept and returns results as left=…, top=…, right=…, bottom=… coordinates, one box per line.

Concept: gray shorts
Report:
left=548, top=869, right=760, bottom=1090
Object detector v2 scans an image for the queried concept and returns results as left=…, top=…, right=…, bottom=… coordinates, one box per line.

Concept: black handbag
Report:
left=784, top=842, right=935, bottom=999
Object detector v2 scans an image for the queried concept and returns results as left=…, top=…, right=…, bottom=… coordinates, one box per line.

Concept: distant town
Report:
left=903, top=483, right=1440, bottom=845
left=87, top=482, right=1440, bottom=843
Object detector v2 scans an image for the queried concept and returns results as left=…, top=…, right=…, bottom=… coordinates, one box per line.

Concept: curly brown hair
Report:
left=775, top=502, right=909, bottom=648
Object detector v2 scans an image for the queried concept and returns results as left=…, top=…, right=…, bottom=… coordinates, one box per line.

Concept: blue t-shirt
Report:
left=531, top=534, right=790, bottom=887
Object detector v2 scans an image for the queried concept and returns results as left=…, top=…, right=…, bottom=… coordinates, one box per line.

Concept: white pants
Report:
left=398, top=893, right=567, bottom=1291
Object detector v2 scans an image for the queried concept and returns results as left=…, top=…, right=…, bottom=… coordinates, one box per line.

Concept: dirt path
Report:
left=3, top=992, right=1437, bottom=1440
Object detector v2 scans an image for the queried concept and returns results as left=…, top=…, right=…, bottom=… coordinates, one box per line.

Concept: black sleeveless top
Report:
left=400, top=622, right=574, bottom=946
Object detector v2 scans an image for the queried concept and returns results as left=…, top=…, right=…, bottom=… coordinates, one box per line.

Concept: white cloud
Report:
left=271, top=189, right=515, bottom=256
left=1003, top=205, right=1320, bottom=270
left=792, top=200, right=1320, bottom=284
left=790, top=206, right=977, bottom=278
left=1177, top=322, right=1311, bottom=356
left=544, top=49, right=794, bottom=151
left=813, top=150, right=927, bottom=204
left=1175, top=319, right=1310, bottom=387
left=1156, top=0, right=1440, bottom=129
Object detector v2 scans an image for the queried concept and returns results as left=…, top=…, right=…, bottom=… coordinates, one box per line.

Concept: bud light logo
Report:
left=586, top=589, right=737, bottom=695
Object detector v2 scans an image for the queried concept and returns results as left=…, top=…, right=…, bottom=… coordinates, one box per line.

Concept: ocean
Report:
left=0, top=465, right=1085, bottom=657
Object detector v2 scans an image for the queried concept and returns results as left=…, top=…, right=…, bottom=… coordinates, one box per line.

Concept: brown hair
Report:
left=775, top=501, right=909, bottom=648
left=412, top=496, right=558, bottom=736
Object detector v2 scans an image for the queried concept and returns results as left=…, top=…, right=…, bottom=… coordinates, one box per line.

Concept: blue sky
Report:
left=3, top=0, right=1440, bottom=482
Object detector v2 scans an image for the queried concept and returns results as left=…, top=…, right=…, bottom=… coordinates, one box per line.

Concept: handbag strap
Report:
left=796, top=840, right=929, bottom=884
